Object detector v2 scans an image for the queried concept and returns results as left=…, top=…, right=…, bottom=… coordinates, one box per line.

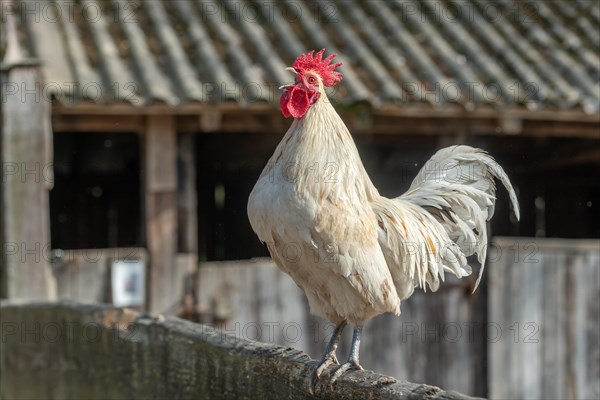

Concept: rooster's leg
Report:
left=309, top=321, right=347, bottom=392
left=330, top=324, right=364, bottom=384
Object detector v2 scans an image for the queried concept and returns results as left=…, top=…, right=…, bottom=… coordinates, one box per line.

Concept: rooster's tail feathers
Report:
left=399, top=145, right=519, bottom=291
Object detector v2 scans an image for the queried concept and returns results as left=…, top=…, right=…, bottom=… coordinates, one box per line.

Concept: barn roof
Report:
left=2, top=0, right=599, bottom=114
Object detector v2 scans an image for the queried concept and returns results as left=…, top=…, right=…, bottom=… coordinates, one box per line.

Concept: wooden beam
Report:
left=52, top=114, right=145, bottom=134
left=51, top=101, right=599, bottom=122
left=50, top=105, right=599, bottom=139
left=143, top=115, right=177, bottom=314
left=0, top=10, right=56, bottom=299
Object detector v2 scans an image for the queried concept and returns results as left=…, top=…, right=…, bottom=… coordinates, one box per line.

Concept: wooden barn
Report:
left=1, top=1, right=599, bottom=398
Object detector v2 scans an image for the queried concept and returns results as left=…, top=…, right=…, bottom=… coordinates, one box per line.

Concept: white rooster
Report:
left=247, top=50, right=519, bottom=390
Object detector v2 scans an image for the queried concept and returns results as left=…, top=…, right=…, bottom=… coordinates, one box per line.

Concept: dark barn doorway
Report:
left=196, top=132, right=276, bottom=261
left=50, top=132, right=142, bottom=250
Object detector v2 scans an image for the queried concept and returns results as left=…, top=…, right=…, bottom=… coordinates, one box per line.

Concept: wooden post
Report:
left=175, top=132, right=199, bottom=313
left=143, top=115, right=177, bottom=314
left=177, top=132, right=198, bottom=255
left=0, top=1, right=56, bottom=300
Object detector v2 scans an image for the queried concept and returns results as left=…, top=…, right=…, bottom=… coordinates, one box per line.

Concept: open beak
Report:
left=279, top=67, right=299, bottom=90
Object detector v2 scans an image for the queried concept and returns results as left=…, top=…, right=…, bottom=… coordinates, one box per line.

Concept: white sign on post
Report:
left=111, top=260, right=145, bottom=307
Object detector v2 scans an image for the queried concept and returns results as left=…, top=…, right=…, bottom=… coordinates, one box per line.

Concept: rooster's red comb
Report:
left=293, top=49, right=343, bottom=87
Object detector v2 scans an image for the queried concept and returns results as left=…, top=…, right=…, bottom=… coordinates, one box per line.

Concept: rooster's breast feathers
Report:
left=248, top=99, right=401, bottom=323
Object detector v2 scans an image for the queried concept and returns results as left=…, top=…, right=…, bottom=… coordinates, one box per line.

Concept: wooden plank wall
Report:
left=488, top=237, right=600, bottom=400
left=50, top=247, right=148, bottom=303
left=50, top=248, right=194, bottom=315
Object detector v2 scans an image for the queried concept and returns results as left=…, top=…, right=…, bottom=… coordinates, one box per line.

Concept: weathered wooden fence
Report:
left=0, top=301, right=479, bottom=400
left=488, top=237, right=600, bottom=400
left=51, top=247, right=147, bottom=303
left=45, top=238, right=600, bottom=399
left=51, top=248, right=194, bottom=314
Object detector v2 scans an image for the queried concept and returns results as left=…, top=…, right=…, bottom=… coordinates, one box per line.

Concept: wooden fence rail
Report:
left=45, top=238, right=600, bottom=399
left=0, top=301, right=479, bottom=400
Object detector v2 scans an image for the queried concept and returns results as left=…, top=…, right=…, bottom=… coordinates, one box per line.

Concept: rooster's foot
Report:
left=329, top=359, right=364, bottom=384
left=329, top=325, right=364, bottom=385
left=309, top=353, right=339, bottom=393
left=309, top=321, right=347, bottom=394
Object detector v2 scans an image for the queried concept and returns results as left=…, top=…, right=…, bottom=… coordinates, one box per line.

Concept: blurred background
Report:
left=1, top=0, right=599, bottom=399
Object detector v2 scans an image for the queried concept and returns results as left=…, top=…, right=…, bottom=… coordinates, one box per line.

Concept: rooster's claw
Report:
left=330, top=360, right=364, bottom=385
left=309, top=354, right=339, bottom=393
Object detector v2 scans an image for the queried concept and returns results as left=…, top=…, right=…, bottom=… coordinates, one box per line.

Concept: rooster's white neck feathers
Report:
left=269, top=89, right=378, bottom=205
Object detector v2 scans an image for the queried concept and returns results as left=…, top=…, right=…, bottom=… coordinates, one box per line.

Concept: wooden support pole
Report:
left=0, top=1, right=56, bottom=300
left=143, top=115, right=177, bottom=314
left=177, top=132, right=198, bottom=255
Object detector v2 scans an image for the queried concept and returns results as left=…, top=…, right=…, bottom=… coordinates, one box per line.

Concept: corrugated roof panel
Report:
left=145, top=0, right=205, bottom=102
left=478, top=0, right=579, bottom=108
left=342, top=0, right=427, bottom=103
left=456, top=1, right=552, bottom=105
left=111, top=0, right=177, bottom=105
left=534, top=1, right=600, bottom=80
left=497, top=0, right=599, bottom=112
left=79, top=0, right=141, bottom=104
left=280, top=0, right=372, bottom=103
left=418, top=0, right=519, bottom=106
left=56, top=0, right=101, bottom=101
left=170, top=0, right=237, bottom=103
left=1, top=1, right=29, bottom=63
left=392, top=0, right=488, bottom=105
left=2, top=0, right=597, bottom=113
left=197, top=0, right=269, bottom=103
left=318, top=0, right=404, bottom=102
left=362, top=0, right=450, bottom=99
left=221, top=0, right=288, bottom=87
left=254, top=1, right=302, bottom=58
left=22, top=0, right=73, bottom=100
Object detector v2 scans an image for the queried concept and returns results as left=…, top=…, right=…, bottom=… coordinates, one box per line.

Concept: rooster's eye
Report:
left=308, top=76, right=317, bottom=85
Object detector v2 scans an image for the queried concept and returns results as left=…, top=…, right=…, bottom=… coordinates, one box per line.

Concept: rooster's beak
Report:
left=279, top=67, right=299, bottom=90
